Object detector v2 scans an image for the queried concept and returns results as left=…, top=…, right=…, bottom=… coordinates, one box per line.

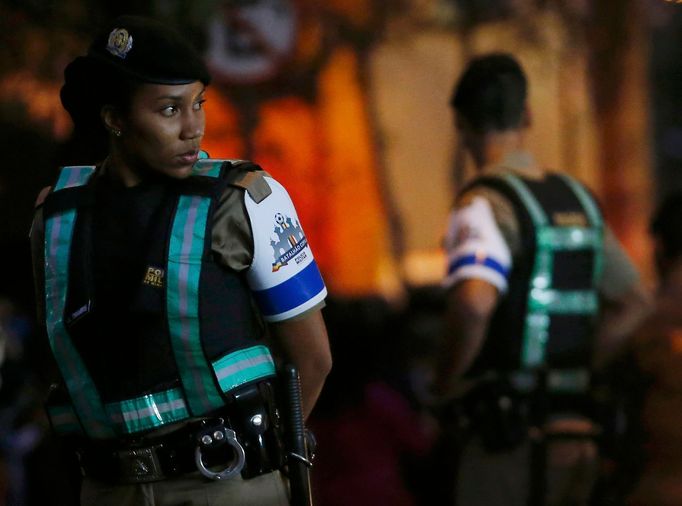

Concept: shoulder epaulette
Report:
left=225, top=161, right=272, bottom=204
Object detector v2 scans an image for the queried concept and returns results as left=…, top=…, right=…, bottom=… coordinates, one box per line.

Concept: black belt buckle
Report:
left=116, top=446, right=164, bottom=483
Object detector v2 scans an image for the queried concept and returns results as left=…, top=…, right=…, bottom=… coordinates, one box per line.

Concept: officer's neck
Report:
left=470, top=129, right=527, bottom=172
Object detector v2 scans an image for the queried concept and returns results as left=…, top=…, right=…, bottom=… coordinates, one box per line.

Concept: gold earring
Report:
left=112, top=129, right=122, bottom=137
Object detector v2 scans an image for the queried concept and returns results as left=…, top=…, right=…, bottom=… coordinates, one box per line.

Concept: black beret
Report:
left=86, top=15, right=210, bottom=85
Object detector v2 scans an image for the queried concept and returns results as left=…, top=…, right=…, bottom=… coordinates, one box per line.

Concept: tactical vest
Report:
left=467, top=172, right=603, bottom=393
left=42, top=156, right=276, bottom=440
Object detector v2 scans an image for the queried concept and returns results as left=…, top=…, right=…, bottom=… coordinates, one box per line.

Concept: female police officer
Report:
left=30, top=15, right=331, bottom=506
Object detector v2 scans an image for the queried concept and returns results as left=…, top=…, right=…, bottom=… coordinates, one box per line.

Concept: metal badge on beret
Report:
left=107, top=28, right=133, bottom=59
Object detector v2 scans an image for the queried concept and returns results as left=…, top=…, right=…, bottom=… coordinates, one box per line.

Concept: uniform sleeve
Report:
left=30, top=204, right=46, bottom=325
left=443, top=196, right=512, bottom=293
left=598, top=226, right=642, bottom=301
left=244, top=176, right=327, bottom=322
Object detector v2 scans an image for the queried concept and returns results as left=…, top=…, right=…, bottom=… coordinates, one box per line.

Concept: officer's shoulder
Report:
left=220, top=160, right=272, bottom=204
left=34, top=186, right=52, bottom=209
left=457, top=176, right=513, bottom=210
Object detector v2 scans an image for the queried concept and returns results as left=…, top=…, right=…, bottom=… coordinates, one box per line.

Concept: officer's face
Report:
left=116, top=81, right=206, bottom=182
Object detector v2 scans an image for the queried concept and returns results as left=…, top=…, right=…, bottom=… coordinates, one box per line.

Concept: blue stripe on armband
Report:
left=448, top=254, right=510, bottom=278
left=252, top=261, right=325, bottom=318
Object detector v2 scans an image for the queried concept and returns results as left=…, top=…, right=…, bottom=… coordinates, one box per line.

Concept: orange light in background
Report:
left=202, top=86, right=246, bottom=159
left=201, top=46, right=401, bottom=299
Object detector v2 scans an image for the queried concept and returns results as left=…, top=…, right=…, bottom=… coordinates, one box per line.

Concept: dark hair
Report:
left=651, top=191, right=682, bottom=261
left=60, top=58, right=142, bottom=134
left=450, top=53, right=527, bottom=133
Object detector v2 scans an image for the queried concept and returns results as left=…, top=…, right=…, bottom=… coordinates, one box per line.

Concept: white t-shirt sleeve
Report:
left=443, top=196, right=512, bottom=293
left=244, top=176, right=327, bottom=322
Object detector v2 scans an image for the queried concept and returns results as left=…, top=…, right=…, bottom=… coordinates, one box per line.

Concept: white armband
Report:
left=245, top=176, right=327, bottom=322
left=443, top=197, right=512, bottom=293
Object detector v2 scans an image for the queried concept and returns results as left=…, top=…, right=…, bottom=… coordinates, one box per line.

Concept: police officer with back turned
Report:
left=432, top=53, right=651, bottom=506
left=30, top=15, right=331, bottom=506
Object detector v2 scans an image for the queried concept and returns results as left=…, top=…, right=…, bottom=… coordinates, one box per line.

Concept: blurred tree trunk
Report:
left=587, top=0, right=653, bottom=278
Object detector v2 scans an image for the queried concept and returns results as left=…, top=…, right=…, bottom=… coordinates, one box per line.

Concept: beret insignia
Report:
left=106, top=28, right=133, bottom=59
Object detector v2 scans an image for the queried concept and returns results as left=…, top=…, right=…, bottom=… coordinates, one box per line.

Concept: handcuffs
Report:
left=194, top=418, right=246, bottom=480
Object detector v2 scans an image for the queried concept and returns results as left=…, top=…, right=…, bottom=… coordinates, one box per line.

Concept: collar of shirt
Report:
left=481, top=150, right=545, bottom=180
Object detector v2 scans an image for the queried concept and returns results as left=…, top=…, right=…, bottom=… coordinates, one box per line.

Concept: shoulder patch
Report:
left=229, top=167, right=272, bottom=204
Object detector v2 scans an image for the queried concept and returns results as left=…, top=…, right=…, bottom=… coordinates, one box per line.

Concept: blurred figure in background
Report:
left=309, top=298, right=436, bottom=506
left=629, top=191, right=682, bottom=506
left=0, top=298, right=46, bottom=506
left=432, top=53, right=651, bottom=506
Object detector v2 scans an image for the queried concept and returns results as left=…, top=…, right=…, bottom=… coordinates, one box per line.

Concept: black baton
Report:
left=282, top=364, right=313, bottom=506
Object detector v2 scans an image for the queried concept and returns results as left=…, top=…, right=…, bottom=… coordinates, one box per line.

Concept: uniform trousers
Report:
left=80, top=470, right=290, bottom=506
left=456, top=418, right=598, bottom=506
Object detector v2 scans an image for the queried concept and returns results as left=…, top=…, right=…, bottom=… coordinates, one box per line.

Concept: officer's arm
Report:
left=30, top=186, right=51, bottom=325
left=433, top=196, right=512, bottom=396
left=433, top=279, right=499, bottom=396
left=593, top=282, right=652, bottom=370
left=592, top=228, right=653, bottom=369
left=269, top=309, right=331, bottom=420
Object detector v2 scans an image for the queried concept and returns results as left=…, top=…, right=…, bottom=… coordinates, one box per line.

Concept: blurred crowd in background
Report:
left=1, top=0, right=682, bottom=505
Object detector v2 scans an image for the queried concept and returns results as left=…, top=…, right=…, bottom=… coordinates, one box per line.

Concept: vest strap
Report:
left=44, top=166, right=115, bottom=438
left=555, top=173, right=605, bottom=284
left=167, top=159, right=231, bottom=415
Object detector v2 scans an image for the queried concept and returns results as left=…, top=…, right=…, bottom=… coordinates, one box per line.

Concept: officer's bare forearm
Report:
left=594, top=283, right=652, bottom=369
left=270, top=310, right=332, bottom=419
left=433, top=309, right=488, bottom=394
left=433, top=280, right=498, bottom=395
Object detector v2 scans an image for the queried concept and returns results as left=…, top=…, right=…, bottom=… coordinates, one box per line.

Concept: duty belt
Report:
left=78, top=417, right=247, bottom=483
left=74, top=381, right=285, bottom=484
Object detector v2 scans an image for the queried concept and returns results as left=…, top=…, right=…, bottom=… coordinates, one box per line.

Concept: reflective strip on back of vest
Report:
left=44, top=166, right=115, bottom=438
left=500, top=173, right=603, bottom=368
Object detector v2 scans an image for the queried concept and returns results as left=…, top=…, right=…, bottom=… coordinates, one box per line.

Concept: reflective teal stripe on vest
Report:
left=213, top=345, right=276, bottom=393
left=556, top=173, right=605, bottom=285
left=501, top=173, right=603, bottom=368
left=47, top=345, right=276, bottom=435
left=44, top=166, right=115, bottom=438
left=105, top=345, right=274, bottom=433
left=105, top=387, right=189, bottom=434
left=167, top=160, right=226, bottom=415
left=47, top=404, right=83, bottom=435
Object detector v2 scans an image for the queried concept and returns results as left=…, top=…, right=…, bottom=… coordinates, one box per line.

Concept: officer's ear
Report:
left=101, top=105, right=124, bottom=137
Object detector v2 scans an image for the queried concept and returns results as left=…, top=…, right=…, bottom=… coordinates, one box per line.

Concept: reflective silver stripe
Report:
left=528, top=289, right=598, bottom=314
left=509, top=369, right=590, bottom=394
left=555, top=173, right=605, bottom=284
left=213, top=345, right=276, bottom=393
left=105, top=388, right=190, bottom=434
left=521, top=314, right=550, bottom=367
left=537, top=227, right=601, bottom=250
